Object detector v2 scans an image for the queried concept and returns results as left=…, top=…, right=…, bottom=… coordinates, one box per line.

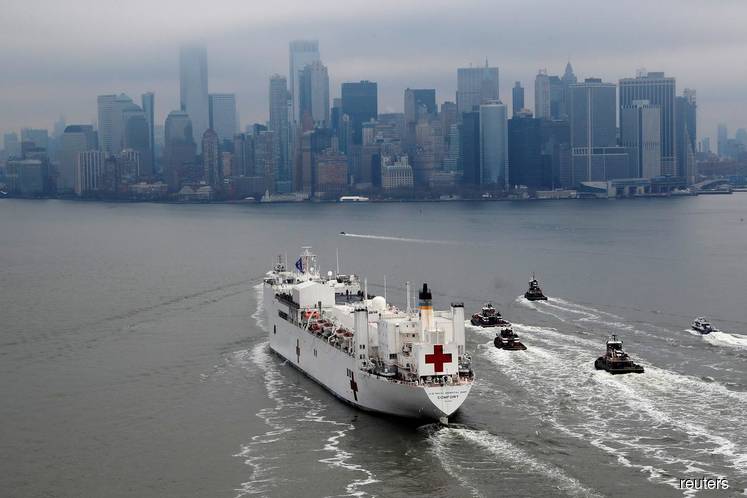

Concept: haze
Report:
left=1, top=0, right=746, bottom=142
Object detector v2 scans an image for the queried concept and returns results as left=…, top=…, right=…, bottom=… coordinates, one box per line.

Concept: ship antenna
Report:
left=336, top=248, right=340, bottom=276
left=406, top=281, right=411, bottom=313
left=384, top=275, right=387, bottom=303
left=364, top=277, right=368, bottom=301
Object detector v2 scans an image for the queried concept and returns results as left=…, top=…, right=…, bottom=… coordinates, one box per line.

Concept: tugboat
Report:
left=524, top=274, right=548, bottom=301
left=494, top=326, right=527, bottom=350
left=471, top=303, right=511, bottom=327
left=594, top=335, right=644, bottom=374
left=691, top=317, right=717, bottom=334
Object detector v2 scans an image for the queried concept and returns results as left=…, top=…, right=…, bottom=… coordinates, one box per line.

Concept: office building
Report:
left=512, top=82, right=524, bottom=116
left=315, top=148, right=348, bottom=195
left=460, top=111, right=481, bottom=185
left=164, top=110, right=197, bottom=190
left=404, top=88, right=437, bottom=151
left=675, top=89, right=697, bottom=183
left=457, top=63, right=499, bottom=114
left=269, top=75, right=291, bottom=190
left=59, top=125, right=98, bottom=191
left=535, top=70, right=551, bottom=119
left=717, top=124, right=728, bottom=158
left=508, top=114, right=548, bottom=188
left=298, top=61, right=330, bottom=129
left=141, top=92, right=155, bottom=171
left=341, top=81, right=377, bottom=145
left=5, top=159, right=47, bottom=194
left=621, top=100, right=661, bottom=178
left=179, top=43, right=209, bottom=149
left=3, top=132, right=20, bottom=158
left=209, top=93, right=237, bottom=146
left=479, top=100, right=508, bottom=187
left=75, top=150, right=106, bottom=195
left=289, top=40, right=321, bottom=123
left=20, top=129, right=49, bottom=150
left=619, top=72, right=676, bottom=175
left=202, top=129, right=221, bottom=187
left=570, top=78, right=623, bottom=183
left=381, top=155, right=414, bottom=190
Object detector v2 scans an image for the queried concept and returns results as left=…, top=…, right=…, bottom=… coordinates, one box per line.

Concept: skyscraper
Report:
left=459, top=111, right=481, bottom=185
left=202, top=129, right=221, bottom=187
left=209, top=93, right=237, bottom=146
left=289, top=40, right=320, bottom=123
left=717, top=123, right=728, bottom=157
left=59, top=125, right=98, bottom=192
left=141, top=92, right=155, bottom=171
left=569, top=78, right=623, bottom=183
left=298, top=61, right=330, bottom=129
left=341, top=81, right=378, bottom=145
left=620, top=100, right=661, bottom=178
left=508, top=113, right=548, bottom=188
left=675, top=89, right=697, bottom=183
left=619, top=72, right=676, bottom=175
left=97, top=94, right=144, bottom=157
left=457, top=63, right=499, bottom=115
left=269, top=75, right=291, bottom=191
left=479, top=100, right=508, bottom=187
left=560, top=62, right=577, bottom=119
left=179, top=43, right=209, bottom=150
left=164, top=110, right=196, bottom=190
left=96, top=94, right=116, bottom=154
left=512, top=82, right=524, bottom=116
left=75, top=150, right=106, bottom=195
left=404, top=88, right=437, bottom=151
left=20, top=128, right=49, bottom=150
left=535, top=70, right=551, bottom=119
left=3, top=132, right=20, bottom=158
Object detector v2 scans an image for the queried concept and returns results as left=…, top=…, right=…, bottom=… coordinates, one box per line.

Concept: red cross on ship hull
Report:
left=425, top=344, right=452, bottom=373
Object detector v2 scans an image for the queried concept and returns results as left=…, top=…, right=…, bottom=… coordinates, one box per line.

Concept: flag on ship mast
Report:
left=295, top=257, right=304, bottom=272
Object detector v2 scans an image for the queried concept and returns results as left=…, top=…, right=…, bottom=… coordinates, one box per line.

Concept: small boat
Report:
left=471, top=303, right=510, bottom=327
left=594, top=335, right=644, bottom=374
left=494, top=327, right=527, bottom=350
left=524, top=274, right=547, bottom=301
left=691, top=317, right=717, bottom=334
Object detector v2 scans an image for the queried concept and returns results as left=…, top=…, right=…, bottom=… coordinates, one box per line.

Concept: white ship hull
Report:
left=264, top=286, right=472, bottom=420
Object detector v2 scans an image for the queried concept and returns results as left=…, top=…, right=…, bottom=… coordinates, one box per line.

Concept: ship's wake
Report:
left=687, top=329, right=747, bottom=350
left=234, top=285, right=377, bottom=497
left=474, top=322, right=747, bottom=493
left=428, top=426, right=600, bottom=497
left=340, top=232, right=460, bottom=245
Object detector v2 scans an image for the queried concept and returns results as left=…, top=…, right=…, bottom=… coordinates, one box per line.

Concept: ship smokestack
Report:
left=419, top=283, right=433, bottom=335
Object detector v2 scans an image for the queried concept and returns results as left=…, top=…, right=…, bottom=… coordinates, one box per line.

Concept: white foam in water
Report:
left=478, top=324, right=747, bottom=491
left=703, top=330, right=747, bottom=349
left=517, top=296, right=642, bottom=335
left=235, top=288, right=377, bottom=497
left=432, top=427, right=601, bottom=497
left=251, top=283, right=265, bottom=330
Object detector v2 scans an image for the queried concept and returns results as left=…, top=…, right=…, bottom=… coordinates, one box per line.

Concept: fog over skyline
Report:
left=2, top=0, right=746, bottom=142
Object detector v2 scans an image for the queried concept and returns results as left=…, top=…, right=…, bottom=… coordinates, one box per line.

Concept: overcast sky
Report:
left=1, top=0, right=746, bottom=144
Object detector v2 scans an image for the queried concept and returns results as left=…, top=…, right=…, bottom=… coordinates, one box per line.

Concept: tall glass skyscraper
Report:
left=209, top=93, right=237, bottom=146
left=456, top=63, right=499, bottom=115
left=341, top=81, right=378, bottom=145
left=619, top=72, right=676, bottom=176
left=479, top=100, right=508, bottom=187
left=289, top=40, right=320, bottom=124
left=179, top=43, right=209, bottom=151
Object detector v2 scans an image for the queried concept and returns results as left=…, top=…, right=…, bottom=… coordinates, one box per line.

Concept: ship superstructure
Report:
left=262, top=248, right=474, bottom=421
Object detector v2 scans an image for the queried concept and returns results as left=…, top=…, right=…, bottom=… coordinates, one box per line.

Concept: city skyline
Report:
left=1, top=0, right=746, bottom=143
